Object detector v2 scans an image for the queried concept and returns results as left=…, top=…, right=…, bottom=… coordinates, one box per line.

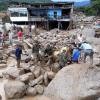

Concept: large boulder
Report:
left=34, top=66, right=41, bottom=78
left=44, top=64, right=100, bottom=100
left=29, top=75, right=44, bottom=87
left=52, top=63, right=60, bottom=73
left=47, top=71, right=55, bottom=80
left=16, top=72, right=34, bottom=83
left=26, top=87, right=37, bottom=96
left=4, top=80, right=26, bottom=99
left=30, top=66, right=41, bottom=78
left=35, top=85, right=44, bottom=95
left=3, top=67, right=25, bottom=79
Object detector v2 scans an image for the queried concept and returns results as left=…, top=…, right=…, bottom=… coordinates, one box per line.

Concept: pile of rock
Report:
left=3, top=64, right=56, bottom=99
left=35, top=29, right=72, bottom=49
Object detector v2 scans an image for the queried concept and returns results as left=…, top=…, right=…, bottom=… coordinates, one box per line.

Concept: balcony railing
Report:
left=29, top=15, right=70, bottom=21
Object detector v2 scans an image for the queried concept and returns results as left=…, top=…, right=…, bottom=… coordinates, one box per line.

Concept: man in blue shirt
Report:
left=72, top=48, right=81, bottom=63
left=15, top=44, right=22, bottom=68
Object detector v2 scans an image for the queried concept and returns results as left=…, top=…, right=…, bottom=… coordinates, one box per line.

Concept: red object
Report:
left=18, top=31, right=23, bottom=38
left=17, top=31, right=23, bottom=41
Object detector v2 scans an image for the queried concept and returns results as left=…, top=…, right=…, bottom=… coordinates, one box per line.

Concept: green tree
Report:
left=92, top=0, right=100, bottom=15
left=77, top=0, right=100, bottom=16
left=0, top=2, right=8, bottom=11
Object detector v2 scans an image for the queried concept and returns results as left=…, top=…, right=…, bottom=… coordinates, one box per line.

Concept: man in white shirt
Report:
left=8, top=30, right=14, bottom=45
left=78, top=34, right=83, bottom=43
left=80, top=42, right=94, bottom=65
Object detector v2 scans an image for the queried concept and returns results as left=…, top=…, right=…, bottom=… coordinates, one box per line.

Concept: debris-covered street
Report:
left=0, top=15, right=100, bottom=99
left=0, top=0, right=100, bottom=100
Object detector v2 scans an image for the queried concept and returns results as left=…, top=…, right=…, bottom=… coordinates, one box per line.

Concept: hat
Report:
left=61, top=47, right=67, bottom=53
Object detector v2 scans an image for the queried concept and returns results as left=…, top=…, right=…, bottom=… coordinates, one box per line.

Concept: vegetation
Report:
left=78, top=0, right=100, bottom=16
left=0, top=2, right=8, bottom=11
left=0, top=0, right=52, bottom=11
left=0, top=0, right=100, bottom=16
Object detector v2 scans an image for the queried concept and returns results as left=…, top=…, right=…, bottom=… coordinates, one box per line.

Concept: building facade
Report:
left=8, top=2, right=73, bottom=30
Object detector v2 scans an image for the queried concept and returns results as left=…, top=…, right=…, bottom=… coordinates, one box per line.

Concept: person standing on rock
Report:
left=17, top=28, right=23, bottom=41
left=59, top=49, right=67, bottom=68
left=0, top=31, right=3, bottom=46
left=32, top=39, right=40, bottom=62
left=77, top=34, right=84, bottom=47
left=79, top=42, right=94, bottom=65
left=44, top=44, right=54, bottom=66
left=8, top=30, right=14, bottom=45
left=15, top=44, right=22, bottom=68
left=78, top=34, right=83, bottom=42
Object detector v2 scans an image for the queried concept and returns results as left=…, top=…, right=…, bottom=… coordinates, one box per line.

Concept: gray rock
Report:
left=35, top=85, right=44, bottom=95
left=30, top=66, right=41, bottom=78
left=44, top=72, right=49, bottom=86
left=0, top=64, right=7, bottom=69
left=17, top=73, right=34, bottom=82
left=30, top=66, right=36, bottom=73
left=21, top=63, right=30, bottom=71
left=4, top=80, right=26, bottom=99
left=26, top=87, right=37, bottom=96
left=52, top=63, right=60, bottom=73
left=3, top=67, right=25, bottom=79
left=47, top=71, right=55, bottom=80
left=34, top=66, right=41, bottom=78
left=44, top=64, right=100, bottom=100
left=29, top=75, right=43, bottom=87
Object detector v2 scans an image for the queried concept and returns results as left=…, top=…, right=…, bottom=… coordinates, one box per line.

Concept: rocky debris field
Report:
left=0, top=14, right=100, bottom=100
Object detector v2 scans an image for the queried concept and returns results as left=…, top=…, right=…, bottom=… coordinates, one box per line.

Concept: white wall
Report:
left=8, top=7, right=28, bottom=22
left=10, top=17, right=28, bottom=22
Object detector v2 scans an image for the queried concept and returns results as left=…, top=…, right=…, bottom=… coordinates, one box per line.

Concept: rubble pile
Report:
left=33, top=29, right=73, bottom=49
left=0, top=14, right=99, bottom=99
left=1, top=42, right=58, bottom=99
left=1, top=25, right=98, bottom=99
left=72, top=13, right=96, bottom=28
left=3, top=64, right=56, bottom=99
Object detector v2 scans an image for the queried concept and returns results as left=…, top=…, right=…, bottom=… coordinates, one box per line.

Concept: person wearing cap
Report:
left=79, top=42, right=94, bottom=65
left=15, top=44, right=22, bottom=68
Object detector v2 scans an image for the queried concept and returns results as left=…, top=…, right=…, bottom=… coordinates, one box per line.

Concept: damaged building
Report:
left=8, top=2, right=73, bottom=30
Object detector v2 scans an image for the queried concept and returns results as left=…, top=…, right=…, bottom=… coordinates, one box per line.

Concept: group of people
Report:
left=0, top=27, right=23, bottom=47
left=0, top=27, right=23, bottom=68
left=59, top=33, right=94, bottom=68
left=15, top=33, right=94, bottom=68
